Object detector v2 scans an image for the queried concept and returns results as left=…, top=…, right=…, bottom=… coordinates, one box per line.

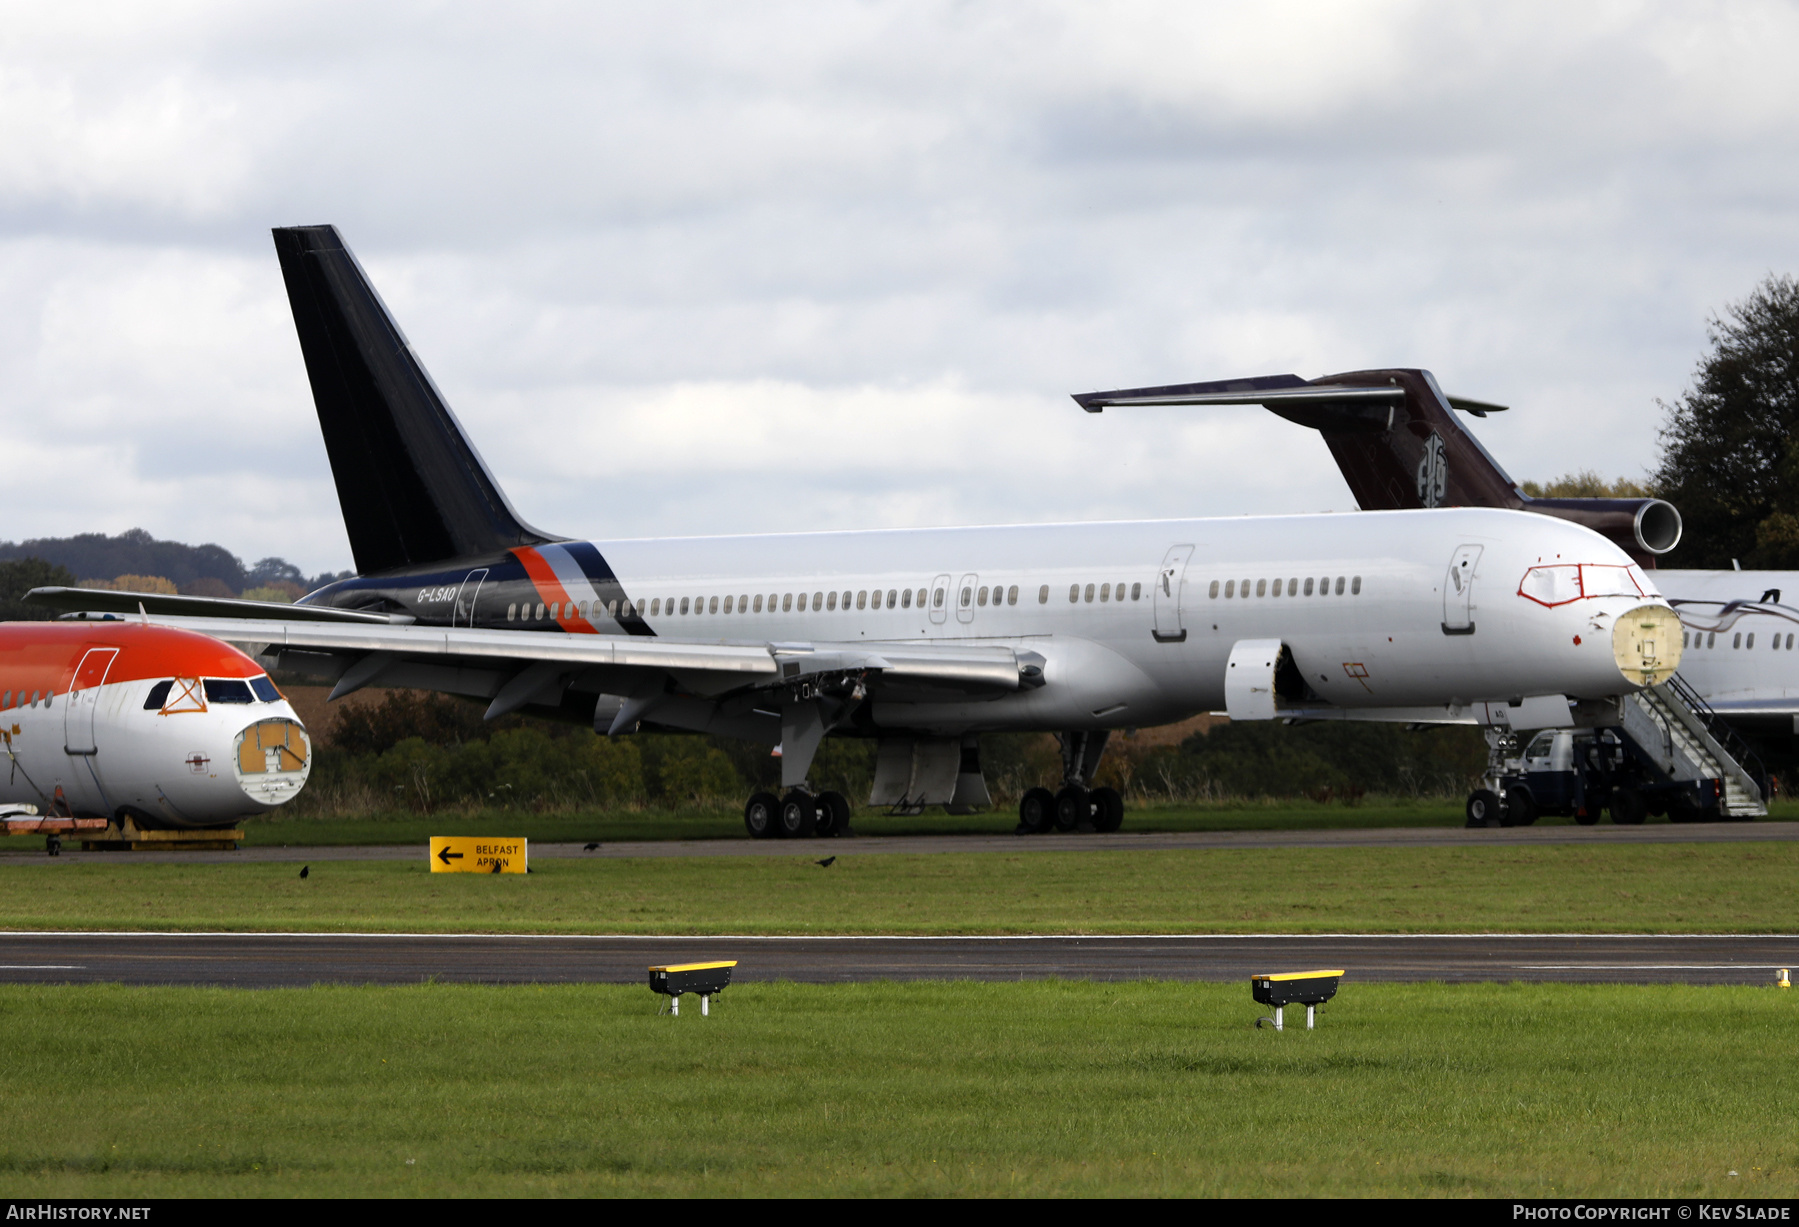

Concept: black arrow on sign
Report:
left=437, top=846, right=463, bottom=866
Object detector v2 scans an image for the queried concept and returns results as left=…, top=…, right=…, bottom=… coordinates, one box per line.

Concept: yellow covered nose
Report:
left=1612, top=604, right=1684, bottom=686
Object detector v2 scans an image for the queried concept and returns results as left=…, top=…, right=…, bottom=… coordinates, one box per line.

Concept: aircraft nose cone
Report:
left=1612, top=604, right=1684, bottom=687
left=232, top=716, right=312, bottom=808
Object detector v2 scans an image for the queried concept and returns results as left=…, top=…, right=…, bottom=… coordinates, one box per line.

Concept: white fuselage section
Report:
left=1657, top=569, right=1799, bottom=725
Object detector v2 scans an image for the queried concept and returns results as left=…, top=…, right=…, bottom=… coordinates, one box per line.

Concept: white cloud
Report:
left=0, top=1, right=1795, bottom=572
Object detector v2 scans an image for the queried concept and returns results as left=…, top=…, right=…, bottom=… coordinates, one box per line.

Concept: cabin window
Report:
left=507, top=603, right=517, bottom=621
left=842, top=591, right=851, bottom=608
left=1008, top=585, right=1019, bottom=605
left=933, top=588, right=945, bottom=609
left=1789, top=634, right=1795, bottom=650
left=1221, top=580, right=1232, bottom=598
left=1333, top=577, right=1345, bottom=595
left=647, top=598, right=658, bottom=616
left=1734, top=633, right=1742, bottom=649
left=534, top=602, right=546, bottom=620
left=750, top=594, right=762, bottom=613
left=1098, top=583, right=1110, bottom=603
left=142, top=681, right=171, bottom=711
left=575, top=601, right=587, bottom=618
left=676, top=597, right=687, bottom=615
left=870, top=590, right=882, bottom=609
left=707, top=596, right=718, bottom=614
left=1303, top=577, right=1314, bottom=596
left=1082, top=583, right=1093, bottom=603
left=1747, top=632, right=1755, bottom=648
left=549, top=602, right=560, bottom=619
left=1069, top=584, right=1079, bottom=603
left=827, top=591, right=839, bottom=611
left=808, top=592, right=819, bottom=611
left=723, top=595, right=733, bottom=614
left=779, top=593, right=790, bottom=612
left=1269, top=579, right=1281, bottom=599
left=977, top=587, right=988, bottom=607
left=606, top=599, right=617, bottom=618
left=1209, top=580, right=1220, bottom=599
left=1683, top=632, right=1690, bottom=648
left=858, top=590, right=868, bottom=609
left=1037, top=585, right=1048, bottom=604
left=1352, top=576, right=1362, bottom=595
left=1252, top=579, right=1264, bottom=597
left=1286, top=578, right=1297, bottom=596
left=738, top=594, right=748, bottom=612
left=897, top=589, right=908, bottom=609
left=960, top=586, right=972, bottom=608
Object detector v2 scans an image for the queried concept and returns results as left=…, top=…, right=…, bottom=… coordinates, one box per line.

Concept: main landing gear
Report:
left=744, top=789, right=852, bottom=839
left=1016, top=730, right=1124, bottom=836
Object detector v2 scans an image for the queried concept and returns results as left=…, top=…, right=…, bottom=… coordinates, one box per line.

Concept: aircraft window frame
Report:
left=960, top=586, right=972, bottom=608
left=1008, top=585, right=1019, bottom=606
left=827, top=591, right=838, bottom=611
left=1352, top=576, right=1362, bottom=595
left=708, top=595, right=718, bottom=614
left=1334, top=577, right=1345, bottom=595
left=977, top=586, right=988, bottom=607
left=752, top=594, right=763, bottom=613
left=678, top=597, right=688, bottom=615
left=1098, top=583, right=1110, bottom=603
left=1210, top=580, right=1219, bottom=599
left=739, top=594, right=749, bottom=612
left=1734, top=633, right=1742, bottom=649
left=1304, top=578, right=1314, bottom=596
left=842, top=590, right=851, bottom=608
left=1037, top=585, right=1048, bottom=605
left=142, top=680, right=171, bottom=711
left=1083, top=583, right=1094, bottom=603
left=203, top=678, right=255, bottom=705
left=250, top=676, right=282, bottom=703
left=1747, top=632, right=1755, bottom=648
left=1256, top=579, right=1267, bottom=598
left=507, top=603, right=517, bottom=621
left=1707, top=631, right=1715, bottom=648
left=1288, top=578, right=1298, bottom=596
left=858, top=590, right=868, bottom=610
left=535, top=602, right=546, bottom=620
left=1269, top=580, right=1280, bottom=599
left=933, top=588, right=946, bottom=609
left=810, top=592, right=821, bottom=611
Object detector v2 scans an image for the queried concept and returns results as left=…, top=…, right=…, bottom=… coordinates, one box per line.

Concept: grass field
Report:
left=5, top=843, right=1796, bottom=933
left=1, top=980, right=1792, bottom=1197
left=239, top=796, right=1799, bottom=847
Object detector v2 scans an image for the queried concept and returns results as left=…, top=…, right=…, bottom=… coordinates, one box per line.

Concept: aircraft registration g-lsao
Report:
left=0, top=620, right=312, bottom=830
left=30, top=226, right=1684, bottom=839
left=1085, top=370, right=1795, bottom=734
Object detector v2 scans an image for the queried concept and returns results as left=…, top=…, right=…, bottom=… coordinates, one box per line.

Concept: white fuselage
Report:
left=497, top=506, right=1669, bottom=732
left=1656, top=569, right=1799, bottom=725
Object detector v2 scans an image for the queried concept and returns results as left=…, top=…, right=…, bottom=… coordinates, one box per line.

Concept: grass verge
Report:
left=5, top=843, right=1796, bottom=933
left=0, top=980, right=1792, bottom=1197
left=240, top=797, right=1799, bottom=847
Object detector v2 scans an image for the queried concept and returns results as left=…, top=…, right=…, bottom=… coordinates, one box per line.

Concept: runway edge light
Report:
left=1252, top=969, right=1344, bottom=1031
left=650, top=961, right=737, bottom=1016
left=429, top=836, right=527, bottom=873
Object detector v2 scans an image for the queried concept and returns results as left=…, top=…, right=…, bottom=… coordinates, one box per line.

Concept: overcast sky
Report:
left=2, top=1, right=1796, bottom=575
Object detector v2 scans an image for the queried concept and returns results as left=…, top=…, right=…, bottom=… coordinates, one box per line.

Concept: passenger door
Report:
left=929, top=574, right=951, bottom=625
left=1442, top=545, right=1482, bottom=635
left=63, top=647, right=119, bottom=755
left=1153, top=545, right=1195, bottom=643
left=956, top=573, right=978, bottom=625
left=453, top=568, right=489, bottom=627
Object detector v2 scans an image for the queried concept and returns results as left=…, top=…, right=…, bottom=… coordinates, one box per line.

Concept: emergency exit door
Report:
left=1153, top=544, right=1194, bottom=643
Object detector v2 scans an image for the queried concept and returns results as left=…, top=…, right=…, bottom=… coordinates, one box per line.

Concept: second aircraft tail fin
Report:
left=272, top=225, right=560, bottom=576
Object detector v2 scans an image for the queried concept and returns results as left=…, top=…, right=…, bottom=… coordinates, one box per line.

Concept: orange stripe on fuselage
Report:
left=511, top=547, right=599, bottom=634
left=0, top=621, right=265, bottom=700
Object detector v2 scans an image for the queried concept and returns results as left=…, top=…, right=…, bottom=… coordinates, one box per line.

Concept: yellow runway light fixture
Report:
left=649, top=961, right=737, bottom=1016
left=1252, top=969, right=1344, bottom=1031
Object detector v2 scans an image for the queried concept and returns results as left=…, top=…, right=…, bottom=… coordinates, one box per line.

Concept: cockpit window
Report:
left=250, top=676, right=282, bottom=703
left=143, top=680, right=173, bottom=711
left=1517, top=564, right=1646, bottom=608
left=203, top=678, right=254, bottom=704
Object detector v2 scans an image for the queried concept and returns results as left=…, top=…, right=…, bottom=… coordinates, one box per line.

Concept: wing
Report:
left=108, top=612, right=1043, bottom=740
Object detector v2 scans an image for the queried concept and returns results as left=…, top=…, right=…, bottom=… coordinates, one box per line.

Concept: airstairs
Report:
left=1619, top=674, right=1767, bottom=818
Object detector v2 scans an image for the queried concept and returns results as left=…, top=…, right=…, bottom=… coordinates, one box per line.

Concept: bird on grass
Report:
left=299, top=866, right=309, bottom=879
left=815, top=856, right=836, bottom=868
left=584, top=842, right=600, bottom=851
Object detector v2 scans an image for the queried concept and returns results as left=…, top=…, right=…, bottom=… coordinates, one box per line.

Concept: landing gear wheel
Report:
left=45, top=833, right=61, bottom=857
left=1503, top=788, right=1539, bottom=828
left=816, top=791, right=851, bottom=837
left=1465, top=789, right=1502, bottom=828
left=1610, top=787, right=1648, bottom=826
left=777, top=790, right=818, bottom=838
left=1053, top=786, right=1090, bottom=832
left=744, top=791, right=780, bottom=840
left=1090, top=786, right=1124, bottom=833
left=1017, top=787, right=1055, bottom=834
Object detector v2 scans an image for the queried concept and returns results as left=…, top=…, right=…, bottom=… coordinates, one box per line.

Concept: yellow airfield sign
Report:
left=430, top=836, right=527, bottom=874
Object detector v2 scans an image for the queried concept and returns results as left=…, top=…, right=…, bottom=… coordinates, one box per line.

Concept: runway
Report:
left=0, top=932, right=1791, bottom=987
left=5, top=820, right=1797, bottom=865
